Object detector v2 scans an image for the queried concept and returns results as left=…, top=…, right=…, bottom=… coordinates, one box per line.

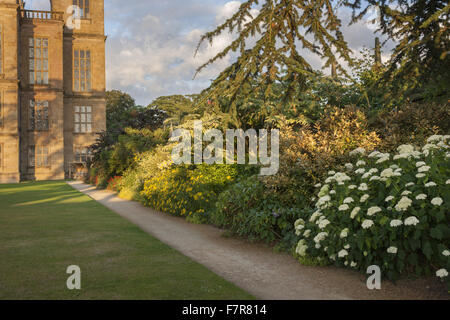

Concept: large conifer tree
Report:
left=195, top=0, right=449, bottom=123
left=195, top=0, right=353, bottom=125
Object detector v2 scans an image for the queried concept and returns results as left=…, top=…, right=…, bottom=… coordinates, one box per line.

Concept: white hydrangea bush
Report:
left=294, top=135, right=450, bottom=288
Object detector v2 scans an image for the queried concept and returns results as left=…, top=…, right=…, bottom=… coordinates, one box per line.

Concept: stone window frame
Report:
left=29, top=100, right=50, bottom=131
left=28, top=145, right=50, bottom=168
left=73, top=146, right=93, bottom=163
left=29, top=37, right=49, bottom=85
left=73, top=48, right=92, bottom=92
left=74, top=106, right=92, bottom=133
left=73, top=0, right=90, bottom=19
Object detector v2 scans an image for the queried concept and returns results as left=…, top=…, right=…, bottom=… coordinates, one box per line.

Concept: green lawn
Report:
left=0, top=181, right=253, bottom=300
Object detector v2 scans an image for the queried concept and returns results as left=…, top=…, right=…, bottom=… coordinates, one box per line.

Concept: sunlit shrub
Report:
left=107, top=176, right=122, bottom=192
left=140, top=164, right=244, bottom=221
left=264, top=107, right=381, bottom=207
left=294, top=135, right=450, bottom=288
left=371, top=102, right=450, bottom=152
left=118, top=145, right=172, bottom=200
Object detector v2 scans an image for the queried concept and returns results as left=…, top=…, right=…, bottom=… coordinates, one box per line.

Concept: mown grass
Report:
left=0, top=181, right=254, bottom=300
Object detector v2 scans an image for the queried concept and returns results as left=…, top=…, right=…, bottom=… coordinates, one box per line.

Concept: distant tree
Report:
left=90, top=91, right=168, bottom=176
left=91, top=90, right=167, bottom=164
left=106, top=90, right=167, bottom=140
left=106, top=90, right=136, bottom=135
left=148, top=94, right=199, bottom=127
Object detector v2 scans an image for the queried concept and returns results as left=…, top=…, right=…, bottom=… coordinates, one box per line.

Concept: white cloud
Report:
left=104, top=1, right=395, bottom=104
left=105, top=1, right=241, bottom=105
left=25, top=0, right=51, bottom=10
left=216, top=1, right=241, bottom=23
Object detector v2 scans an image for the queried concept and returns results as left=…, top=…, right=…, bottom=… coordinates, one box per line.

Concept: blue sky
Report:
left=27, top=0, right=393, bottom=106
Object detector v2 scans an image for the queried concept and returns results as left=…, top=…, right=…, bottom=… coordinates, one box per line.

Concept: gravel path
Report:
left=68, top=181, right=448, bottom=300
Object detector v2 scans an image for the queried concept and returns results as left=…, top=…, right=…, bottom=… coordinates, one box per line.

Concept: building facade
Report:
left=0, top=0, right=106, bottom=183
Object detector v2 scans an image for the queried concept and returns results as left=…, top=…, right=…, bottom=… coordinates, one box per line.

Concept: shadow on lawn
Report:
left=0, top=181, right=87, bottom=207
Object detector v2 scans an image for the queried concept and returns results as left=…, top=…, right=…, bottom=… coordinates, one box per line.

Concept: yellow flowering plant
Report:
left=140, top=164, right=248, bottom=222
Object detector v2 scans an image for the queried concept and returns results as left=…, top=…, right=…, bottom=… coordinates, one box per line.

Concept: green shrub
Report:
left=294, top=135, right=450, bottom=288
left=140, top=164, right=247, bottom=219
left=370, top=102, right=450, bottom=152
left=213, top=175, right=303, bottom=244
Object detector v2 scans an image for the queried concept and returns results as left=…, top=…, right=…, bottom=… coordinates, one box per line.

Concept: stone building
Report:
left=0, top=0, right=106, bottom=183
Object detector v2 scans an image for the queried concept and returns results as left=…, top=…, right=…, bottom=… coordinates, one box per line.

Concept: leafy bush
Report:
left=117, top=145, right=172, bottom=201
left=264, top=107, right=381, bottom=207
left=140, top=164, right=246, bottom=222
left=107, top=176, right=122, bottom=192
left=92, top=127, right=169, bottom=181
left=213, top=175, right=301, bottom=245
left=370, top=102, right=450, bottom=152
left=294, top=135, right=450, bottom=288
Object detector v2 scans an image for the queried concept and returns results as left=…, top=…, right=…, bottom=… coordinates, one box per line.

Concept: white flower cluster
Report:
left=296, top=134, right=449, bottom=285
left=416, top=194, right=427, bottom=200
left=296, top=239, right=308, bottom=257
left=309, top=210, right=322, bottom=222
left=358, top=183, right=368, bottom=191
left=387, top=246, right=398, bottom=254
left=390, top=219, right=403, bottom=227
left=338, top=249, right=348, bottom=258
left=431, top=197, right=443, bottom=206
left=367, top=206, right=382, bottom=216
left=436, top=269, right=448, bottom=279
left=313, top=232, right=328, bottom=244
left=393, top=144, right=421, bottom=160
left=350, top=207, right=360, bottom=219
left=325, top=172, right=351, bottom=184
left=340, top=228, right=349, bottom=238
left=404, top=216, right=420, bottom=226
left=294, top=218, right=305, bottom=235
left=362, top=219, right=374, bottom=229
left=349, top=147, right=366, bottom=157
left=316, top=195, right=331, bottom=209
left=394, top=197, right=412, bottom=212
left=343, top=197, right=354, bottom=204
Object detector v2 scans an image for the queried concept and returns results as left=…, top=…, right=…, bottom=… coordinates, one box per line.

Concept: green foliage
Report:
left=118, top=145, right=173, bottom=201
left=148, top=94, right=198, bottom=127
left=370, top=102, right=450, bottom=152
left=294, top=135, right=450, bottom=288
left=264, top=107, right=381, bottom=208
left=91, top=128, right=169, bottom=181
left=350, top=48, right=396, bottom=110
left=106, top=90, right=136, bottom=135
left=212, top=175, right=303, bottom=244
left=346, top=0, right=450, bottom=102
left=89, top=90, right=169, bottom=186
left=140, top=164, right=246, bottom=219
left=195, top=0, right=354, bottom=125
